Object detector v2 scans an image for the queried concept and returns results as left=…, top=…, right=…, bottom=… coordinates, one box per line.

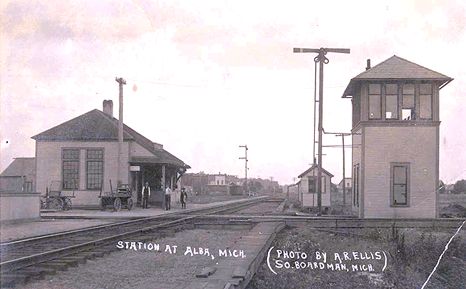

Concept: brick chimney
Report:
left=103, top=100, right=113, bottom=117
left=366, top=59, right=371, bottom=70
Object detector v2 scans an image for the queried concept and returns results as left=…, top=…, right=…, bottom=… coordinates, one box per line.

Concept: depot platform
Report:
left=0, top=198, right=253, bottom=243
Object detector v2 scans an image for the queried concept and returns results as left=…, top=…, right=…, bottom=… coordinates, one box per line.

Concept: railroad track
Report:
left=0, top=197, right=273, bottom=288
left=187, top=214, right=465, bottom=228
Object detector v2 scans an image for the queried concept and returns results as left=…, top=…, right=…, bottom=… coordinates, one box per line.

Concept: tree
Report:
left=330, top=183, right=338, bottom=194
left=438, top=180, right=446, bottom=194
left=453, top=179, right=466, bottom=194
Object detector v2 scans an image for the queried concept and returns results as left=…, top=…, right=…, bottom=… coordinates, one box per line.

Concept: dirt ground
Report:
left=17, top=229, right=247, bottom=289
left=248, top=225, right=466, bottom=289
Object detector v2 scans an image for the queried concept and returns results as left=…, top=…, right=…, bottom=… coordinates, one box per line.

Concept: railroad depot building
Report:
left=297, top=164, right=333, bottom=208
left=342, top=56, right=452, bottom=218
left=32, top=100, right=189, bottom=207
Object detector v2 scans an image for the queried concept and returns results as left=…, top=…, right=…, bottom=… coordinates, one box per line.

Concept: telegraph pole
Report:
left=115, top=77, right=126, bottom=185
left=239, top=145, right=248, bottom=196
left=336, top=133, right=351, bottom=205
left=293, top=47, right=350, bottom=215
left=322, top=129, right=351, bottom=206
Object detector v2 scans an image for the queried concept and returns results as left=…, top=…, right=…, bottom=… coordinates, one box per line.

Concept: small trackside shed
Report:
left=297, top=164, right=333, bottom=208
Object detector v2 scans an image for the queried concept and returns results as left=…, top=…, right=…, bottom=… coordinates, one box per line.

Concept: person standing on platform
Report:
left=141, top=182, right=150, bottom=209
left=165, top=186, right=172, bottom=210
left=180, top=187, right=187, bottom=209
left=173, top=185, right=180, bottom=205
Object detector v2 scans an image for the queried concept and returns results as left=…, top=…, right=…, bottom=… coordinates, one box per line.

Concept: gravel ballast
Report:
left=17, top=229, right=246, bottom=289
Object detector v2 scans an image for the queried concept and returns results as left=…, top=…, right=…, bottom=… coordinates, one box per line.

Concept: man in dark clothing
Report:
left=141, top=182, right=150, bottom=209
left=180, top=187, right=187, bottom=209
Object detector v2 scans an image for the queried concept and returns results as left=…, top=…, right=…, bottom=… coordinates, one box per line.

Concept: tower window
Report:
left=402, top=84, right=415, bottom=120
left=419, top=83, right=432, bottom=119
left=368, top=84, right=381, bottom=119
left=385, top=84, right=398, bottom=119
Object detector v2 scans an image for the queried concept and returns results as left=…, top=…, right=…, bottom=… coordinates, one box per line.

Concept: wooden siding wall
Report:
left=363, top=126, right=437, bottom=218
left=299, top=169, right=332, bottom=207
left=351, top=128, right=363, bottom=216
left=36, top=141, right=130, bottom=206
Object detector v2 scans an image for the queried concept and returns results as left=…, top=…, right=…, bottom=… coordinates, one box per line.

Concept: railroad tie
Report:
left=182, top=281, right=209, bottom=289
left=36, top=261, right=69, bottom=271
left=231, top=266, right=249, bottom=280
left=226, top=278, right=241, bottom=286
left=195, top=266, right=217, bottom=278
left=0, top=273, right=30, bottom=287
left=60, top=256, right=87, bottom=264
left=13, top=267, right=49, bottom=281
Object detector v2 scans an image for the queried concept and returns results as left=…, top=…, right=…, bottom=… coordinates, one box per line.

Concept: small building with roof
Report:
left=32, top=100, right=190, bottom=207
left=334, top=177, right=352, bottom=206
left=342, top=55, right=452, bottom=218
left=0, top=157, right=35, bottom=192
left=0, top=158, right=40, bottom=222
left=297, top=164, right=334, bottom=208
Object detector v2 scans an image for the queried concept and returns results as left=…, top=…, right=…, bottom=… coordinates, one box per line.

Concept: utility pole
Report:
left=293, top=47, right=350, bottom=215
left=115, top=77, right=126, bottom=186
left=239, top=145, right=248, bottom=196
left=335, top=133, right=351, bottom=206
left=322, top=128, right=351, bottom=206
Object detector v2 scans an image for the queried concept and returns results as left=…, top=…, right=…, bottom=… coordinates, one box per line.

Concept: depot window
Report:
left=86, top=149, right=104, bottom=190
left=62, top=149, right=80, bottom=190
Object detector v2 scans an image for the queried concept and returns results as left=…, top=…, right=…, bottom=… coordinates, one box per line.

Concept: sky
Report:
left=1, top=0, right=465, bottom=185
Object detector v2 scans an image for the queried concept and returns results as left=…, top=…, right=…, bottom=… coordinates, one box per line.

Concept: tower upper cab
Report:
left=343, top=55, right=452, bottom=129
left=342, top=56, right=452, bottom=218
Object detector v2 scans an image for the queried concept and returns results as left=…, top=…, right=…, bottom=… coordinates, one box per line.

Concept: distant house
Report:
left=207, top=174, right=230, bottom=194
left=32, top=100, right=190, bottom=207
left=342, top=56, right=452, bottom=218
left=0, top=157, right=40, bottom=222
left=297, top=164, right=333, bottom=208
left=334, top=177, right=352, bottom=206
left=210, top=174, right=228, bottom=186
left=0, top=157, right=35, bottom=192
left=181, top=172, right=242, bottom=195
left=338, top=178, right=352, bottom=191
